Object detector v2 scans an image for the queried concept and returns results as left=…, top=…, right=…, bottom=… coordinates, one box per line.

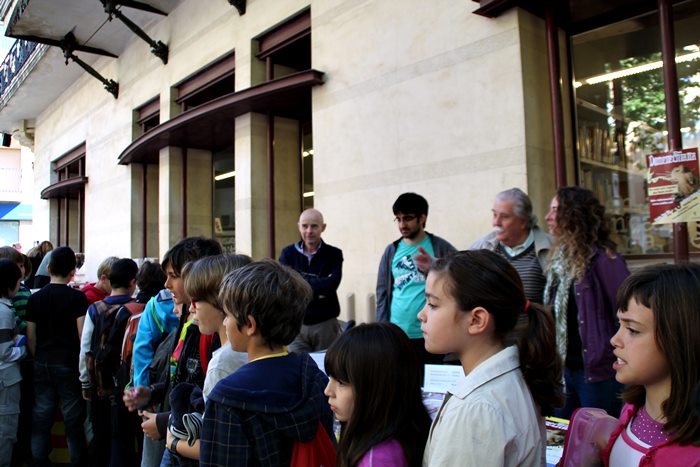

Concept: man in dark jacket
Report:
left=376, top=193, right=456, bottom=368
left=280, top=208, right=343, bottom=352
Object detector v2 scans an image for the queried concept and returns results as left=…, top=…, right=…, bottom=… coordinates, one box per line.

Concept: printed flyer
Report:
left=646, top=148, right=700, bottom=224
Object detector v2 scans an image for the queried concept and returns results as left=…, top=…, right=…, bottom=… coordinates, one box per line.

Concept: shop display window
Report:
left=572, top=3, right=700, bottom=255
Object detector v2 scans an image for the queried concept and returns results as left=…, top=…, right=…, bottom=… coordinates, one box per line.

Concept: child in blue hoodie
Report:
left=199, top=259, right=334, bottom=466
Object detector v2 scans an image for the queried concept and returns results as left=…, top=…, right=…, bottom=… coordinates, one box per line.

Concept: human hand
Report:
left=82, top=388, right=92, bottom=401
left=123, top=386, right=152, bottom=412
left=414, top=246, right=434, bottom=274
left=140, top=410, right=161, bottom=440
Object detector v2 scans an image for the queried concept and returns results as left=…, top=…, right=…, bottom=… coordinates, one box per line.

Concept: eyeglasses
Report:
left=394, top=215, right=417, bottom=223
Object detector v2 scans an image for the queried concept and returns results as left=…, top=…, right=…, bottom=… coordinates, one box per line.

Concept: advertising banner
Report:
left=646, top=148, right=700, bottom=224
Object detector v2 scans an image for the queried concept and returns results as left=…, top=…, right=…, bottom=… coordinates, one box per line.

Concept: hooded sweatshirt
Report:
left=200, top=352, right=334, bottom=467
left=81, top=282, right=109, bottom=305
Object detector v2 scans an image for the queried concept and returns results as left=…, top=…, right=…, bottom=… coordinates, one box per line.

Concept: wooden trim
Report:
left=256, top=9, right=310, bottom=59
left=136, top=97, right=160, bottom=124
left=54, top=143, right=86, bottom=172
left=40, top=176, right=88, bottom=199
left=118, top=69, right=325, bottom=165
left=176, top=52, right=235, bottom=104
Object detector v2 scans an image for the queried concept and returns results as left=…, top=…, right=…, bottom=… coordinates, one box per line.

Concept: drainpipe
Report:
left=546, top=1, right=567, bottom=188
left=658, top=0, right=689, bottom=263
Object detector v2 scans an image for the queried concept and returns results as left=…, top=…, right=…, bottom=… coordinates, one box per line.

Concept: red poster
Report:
left=646, top=148, right=700, bottom=224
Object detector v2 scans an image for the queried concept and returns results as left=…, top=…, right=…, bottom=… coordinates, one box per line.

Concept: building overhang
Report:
left=0, top=0, right=180, bottom=134
left=40, top=176, right=87, bottom=199
left=118, top=69, right=325, bottom=165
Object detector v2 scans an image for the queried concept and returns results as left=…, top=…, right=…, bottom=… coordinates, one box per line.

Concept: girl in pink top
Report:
left=603, top=264, right=700, bottom=466
left=324, top=322, right=431, bottom=467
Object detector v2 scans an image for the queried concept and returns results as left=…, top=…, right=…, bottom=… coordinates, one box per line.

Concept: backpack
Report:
left=290, top=421, right=337, bottom=467
left=86, top=300, right=139, bottom=398
left=117, top=302, right=146, bottom=390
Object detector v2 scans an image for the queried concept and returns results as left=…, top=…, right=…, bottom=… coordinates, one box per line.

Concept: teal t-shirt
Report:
left=389, top=236, right=434, bottom=339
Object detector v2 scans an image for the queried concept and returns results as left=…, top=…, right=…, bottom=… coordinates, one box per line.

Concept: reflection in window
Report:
left=213, top=148, right=235, bottom=253
left=301, top=122, right=313, bottom=210
left=573, top=1, right=700, bottom=255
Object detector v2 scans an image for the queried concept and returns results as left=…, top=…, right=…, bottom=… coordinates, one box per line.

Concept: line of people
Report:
left=0, top=183, right=697, bottom=466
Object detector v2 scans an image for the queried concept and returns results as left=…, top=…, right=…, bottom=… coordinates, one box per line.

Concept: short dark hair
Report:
left=108, top=258, right=139, bottom=290
left=136, top=261, right=167, bottom=298
left=218, top=259, right=311, bottom=348
left=392, top=192, right=428, bottom=218
left=0, top=259, right=21, bottom=298
left=48, top=247, right=76, bottom=278
left=161, top=237, right=222, bottom=276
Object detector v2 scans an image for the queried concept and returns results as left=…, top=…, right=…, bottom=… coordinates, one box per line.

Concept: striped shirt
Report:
left=495, top=243, right=546, bottom=303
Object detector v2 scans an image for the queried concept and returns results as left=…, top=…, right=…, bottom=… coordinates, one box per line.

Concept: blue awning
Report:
left=0, top=203, right=32, bottom=221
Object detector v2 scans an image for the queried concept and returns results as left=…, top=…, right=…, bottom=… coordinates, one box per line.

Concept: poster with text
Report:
left=646, top=148, right=700, bottom=224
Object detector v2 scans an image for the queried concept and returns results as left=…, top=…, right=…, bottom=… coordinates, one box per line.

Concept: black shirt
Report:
left=26, top=283, right=88, bottom=367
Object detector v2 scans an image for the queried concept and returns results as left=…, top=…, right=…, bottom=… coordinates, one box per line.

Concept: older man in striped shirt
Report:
left=470, top=188, right=552, bottom=303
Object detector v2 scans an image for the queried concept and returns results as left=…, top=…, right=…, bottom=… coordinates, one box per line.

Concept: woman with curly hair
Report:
left=544, top=186, right=629, bottom=419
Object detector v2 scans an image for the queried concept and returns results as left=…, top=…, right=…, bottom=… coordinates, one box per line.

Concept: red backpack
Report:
left=117, top=302, right=146, bottom=389
left=290, top=421, right=337, bottom=467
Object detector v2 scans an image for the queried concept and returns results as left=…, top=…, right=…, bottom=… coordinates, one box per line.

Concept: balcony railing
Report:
left=0, top=38, right=38, bottom=99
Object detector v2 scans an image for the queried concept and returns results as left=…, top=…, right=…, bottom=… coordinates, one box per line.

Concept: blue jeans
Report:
left=141, top=434, right=165, bottom=467
left=31, top=362, right=87, bottom=467
left=555, top=367, right=624, bottom=420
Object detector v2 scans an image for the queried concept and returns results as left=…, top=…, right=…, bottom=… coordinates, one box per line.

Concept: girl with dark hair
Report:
left=324, top=322, right=431, bottom=467
left=0, top=259, right=28, bottom=465
left=602, top=263, right=700, bottom=465
left=544, top=186, right=630, bottom=418
left=420, top=250, right=562, bottom=465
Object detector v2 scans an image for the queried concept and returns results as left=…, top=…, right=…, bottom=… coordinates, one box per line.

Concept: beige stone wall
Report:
left=312, top=1, right=552, bottom=322
left=26, top=0, right=561, bottom=297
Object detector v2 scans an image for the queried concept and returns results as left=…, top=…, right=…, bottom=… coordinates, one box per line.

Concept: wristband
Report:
left=169, top=437, right=179, bottom=455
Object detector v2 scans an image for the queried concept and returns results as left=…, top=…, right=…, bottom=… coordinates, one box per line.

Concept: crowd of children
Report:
left=0, top=226, right=699, bottom=466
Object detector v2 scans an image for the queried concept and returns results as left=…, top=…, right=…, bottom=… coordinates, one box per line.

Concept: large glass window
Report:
left=572, top=2, right=700, bottom=256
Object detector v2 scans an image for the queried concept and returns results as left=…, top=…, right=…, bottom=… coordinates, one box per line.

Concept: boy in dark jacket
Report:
left=198, top=259, right=334, bottom=466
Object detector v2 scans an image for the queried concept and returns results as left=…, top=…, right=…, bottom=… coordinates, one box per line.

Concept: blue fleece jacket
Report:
left=132, top=289, right=179, bottom=387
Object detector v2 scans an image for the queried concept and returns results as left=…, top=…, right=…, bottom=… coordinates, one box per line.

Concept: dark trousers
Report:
left=31, top=362, right=86, bottom=467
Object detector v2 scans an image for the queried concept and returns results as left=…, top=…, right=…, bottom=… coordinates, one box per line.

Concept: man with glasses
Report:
left=376, top=192, right=456, bottom=369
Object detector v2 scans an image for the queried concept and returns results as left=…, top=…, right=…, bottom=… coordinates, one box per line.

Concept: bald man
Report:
left=279, top=209, right=344, bottom=352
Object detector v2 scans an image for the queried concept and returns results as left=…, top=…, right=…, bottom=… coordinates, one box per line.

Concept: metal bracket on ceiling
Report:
left=102, top=0, right=169, bottom=64
left=229, top=0, right=246, bottom=15
left=60, top=33, right=119, bottom=99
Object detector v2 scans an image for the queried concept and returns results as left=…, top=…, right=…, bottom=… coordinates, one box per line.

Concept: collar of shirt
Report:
left=501, top=229, right=534, bottom=257
left=449, top=346, right=520, bottom=400
left=294, top=240, right=323, bottom=262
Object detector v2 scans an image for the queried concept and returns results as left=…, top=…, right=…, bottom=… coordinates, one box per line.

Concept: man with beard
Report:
left=376, top=193, right=456, bottom=368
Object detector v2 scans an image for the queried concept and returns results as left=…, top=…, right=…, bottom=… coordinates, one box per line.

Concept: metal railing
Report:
left=0, top=38, right=38, bottom=99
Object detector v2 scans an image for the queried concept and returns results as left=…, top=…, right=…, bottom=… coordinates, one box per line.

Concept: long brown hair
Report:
left=551, top=187, right=616, bottom=280
left=324, top=322, right=431, bottom=467
left=617, top=264, right=700, bottom=446
left=431, top=250, right=563, bottom=415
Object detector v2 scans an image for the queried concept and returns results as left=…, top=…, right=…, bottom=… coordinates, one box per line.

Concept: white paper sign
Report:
left=423, top=364, right=463, bottom=393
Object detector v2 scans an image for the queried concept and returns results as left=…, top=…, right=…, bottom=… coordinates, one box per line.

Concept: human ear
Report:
left=245, top=315, right=257, bottom=336
left=467, top=307, right=491, bottom=335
